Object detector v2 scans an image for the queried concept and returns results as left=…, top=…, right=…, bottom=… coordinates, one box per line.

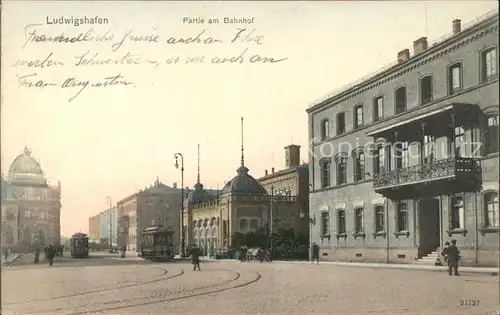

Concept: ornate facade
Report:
left=1, top=147, right=62, bottom=250
left=307, top=13, right=499, bottom=267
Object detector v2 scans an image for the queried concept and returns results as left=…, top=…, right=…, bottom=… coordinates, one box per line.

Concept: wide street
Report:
left=2, top=255, right=499, bottom=315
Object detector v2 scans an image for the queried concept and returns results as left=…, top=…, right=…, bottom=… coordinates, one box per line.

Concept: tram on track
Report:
left=140, top=225, right=175, bottom=261
left=70, top=232, right=89, bottom=258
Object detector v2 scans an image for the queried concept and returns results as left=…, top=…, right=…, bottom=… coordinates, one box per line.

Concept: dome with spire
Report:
left=8, top=147, right=46, bottom=184
left=221, top=165, right=267, bottom=196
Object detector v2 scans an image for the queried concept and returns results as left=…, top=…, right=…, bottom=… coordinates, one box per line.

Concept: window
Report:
left=486, top=115, right=499, bottom=154
left=373, top=96, right=384, bottom=122
left=397, top=202, right=408, bottom=232
left=482, top=47, right=497, bottom=82
left=450, top=196, right=465, bottom=230
left=373, top=145, right=386, bottom=174
left=484, top=192, right=498, bottom=228
left=337, top=112, right=346, bottom=135
left=320, top=119, right=329, bottom=141
left=337, top=210, right=346, bottom=234
left=354, top=208, right=364, bottom=233
left=423, top=134, right=436, bottom=163
left=395, top=141, right=409, bottom=169
left=448, top=63, right=462, bottom=94
left=336, top=156, right=347, bottom=185
left=454, top=125, right=465, bottom=157
left=24, top=209, right=31, bottom=218
left=320, top=160, right=331, bottom=189
left=354, top=151, right=365, bottom=182
left=420, top=75, right=433, bottom=105
left=354, top=105, right=363, bottom=129
left=395, top=87, right=407, bottom=114
left=375, top=206, right=385, bottom=232
left=321, top=212, right=330, bottom=236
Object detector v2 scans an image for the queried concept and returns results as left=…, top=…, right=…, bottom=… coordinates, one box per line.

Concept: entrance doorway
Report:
left=418, top=198, right=440, bottom=256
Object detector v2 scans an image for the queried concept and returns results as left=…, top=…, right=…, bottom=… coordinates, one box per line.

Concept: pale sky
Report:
left=1, top=1, right=498, bottom=236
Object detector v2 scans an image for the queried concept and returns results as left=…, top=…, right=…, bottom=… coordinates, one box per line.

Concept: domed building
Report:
left=183, top=118, right=271, bottom=257
left=1, top=147, right=61, bottom=250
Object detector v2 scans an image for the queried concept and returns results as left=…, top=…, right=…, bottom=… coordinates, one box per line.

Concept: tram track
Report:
left=63, top=269, right=262, bottom=315
left=5, top=266, right=184, bottom=305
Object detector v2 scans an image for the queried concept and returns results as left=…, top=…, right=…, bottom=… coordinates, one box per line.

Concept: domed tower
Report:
left=8, top=146, right=47, bottom=186
left=221, top=117, right=267, bottom=196
left=186, top=144, right=213, bottom=205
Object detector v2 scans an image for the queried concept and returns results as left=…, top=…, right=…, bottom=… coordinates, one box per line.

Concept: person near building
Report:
left=191, top=246, right=201, bottom=271
left=47, top=245, right=55, bottom=266
left=446, top=240, right=461, bottom=276
left=34, top=248, right=40, bottom=264
left=312, top=242, right=320, bottom=264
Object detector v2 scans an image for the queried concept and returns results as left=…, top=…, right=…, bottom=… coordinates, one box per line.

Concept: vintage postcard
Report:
left=1, top=1, right=499, bottom=314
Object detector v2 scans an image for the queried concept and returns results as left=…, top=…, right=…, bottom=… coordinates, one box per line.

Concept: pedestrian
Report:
left=312, top=242, right=320, bottom=264
left=191, top=246, right=201, bottom=271
left=34, top=248, right=40, bottom=264
left=446, top=239, right=461, bottom=276
left=47, top=245, right=55, bottom=266
left=441, top=241, right=450, bottom=264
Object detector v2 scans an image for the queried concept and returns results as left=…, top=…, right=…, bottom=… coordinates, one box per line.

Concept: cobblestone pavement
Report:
left=2, top=259, right=499, bottom=315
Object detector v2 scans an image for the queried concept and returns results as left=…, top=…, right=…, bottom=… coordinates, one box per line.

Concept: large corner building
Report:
left=307, top=13, right=499, bottom=266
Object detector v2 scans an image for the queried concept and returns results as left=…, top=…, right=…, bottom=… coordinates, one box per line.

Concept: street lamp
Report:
left=174, top=152, right=186, bottom=258
left=299, top=209, right=316, bottom=262
left=106, top=196, right=112, bottom=252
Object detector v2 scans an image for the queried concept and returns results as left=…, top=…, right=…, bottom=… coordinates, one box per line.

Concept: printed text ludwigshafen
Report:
left=46, top=16, right=109, bottom=27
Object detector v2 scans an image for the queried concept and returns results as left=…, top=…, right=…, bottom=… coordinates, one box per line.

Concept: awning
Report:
left=366, top=103, right=478, bottom=137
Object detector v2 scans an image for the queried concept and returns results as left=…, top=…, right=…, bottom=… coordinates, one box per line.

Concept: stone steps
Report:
left=416, top=250, right=441, bottom=266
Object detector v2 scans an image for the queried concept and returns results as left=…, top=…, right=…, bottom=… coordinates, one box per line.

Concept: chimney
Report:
left=265, top=170, right=268, bottom=176
left=413, top=37, right=428, bottom=55
left=452, top=19, right=461, bottom=34
left=397, top=49, right=410, bottom=63
left=271, top=167, right=275, bottom=174
left=173, top=182, right=177, bottom=189
left=284, top=145, right=301, bottom=169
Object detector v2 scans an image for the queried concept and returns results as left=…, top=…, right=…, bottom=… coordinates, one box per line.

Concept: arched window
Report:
left=373, top=96, right=384, bottom=122
left=321, top=212, right=330, bottom=236
left=320, top=119, right=329, bottom=141
left=484, top=192, right=499, bottom=228
left=395, top=86, right=407, bottom=114
left=354, top=208, right=364, bottom=233
left=337, top=112, right=346, bottom=135
left=337, top=210, right=346, bottom=234
left=450, top=196, right=465, bottom=230
left=419, top=75, right=433, bottom=105
left=354, top=105, right=363, bottom=129
left=486, top=115, right=499, bottom=154
left=374, top=205, right=385, bottom=232
left=336, top=154, right=347, bottom=186
left=353, top=150, right=365, bottom=182
left=320, top=159, right=331, bottom=189
left=396, top=202, right=408, bottom=232
left=481, top=47, right=497, bottom=83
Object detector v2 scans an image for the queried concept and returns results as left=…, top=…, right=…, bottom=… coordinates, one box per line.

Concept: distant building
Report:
left=307, top=13, right=499, bottom=267
left=88, top=214, right=101, bottom=243
left=117, top=179, right=182, bottom=252
left=258, top=144, right=310, bottom=237
left=99, top=207, right=117, bottom=245
left=1, top=147, right=62, bottom=250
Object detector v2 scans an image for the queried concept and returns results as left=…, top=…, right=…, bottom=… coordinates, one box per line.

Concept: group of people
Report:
left=34, top=245, right=57, bottom=266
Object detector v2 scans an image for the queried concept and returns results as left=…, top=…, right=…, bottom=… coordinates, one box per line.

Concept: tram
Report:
left=140, top=225, right=175, bottom=261
left=70, top=233, right=89, bottom=258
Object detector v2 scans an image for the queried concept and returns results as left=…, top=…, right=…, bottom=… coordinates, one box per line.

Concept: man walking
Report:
left=191, top=246, right=201, bottom=271
left=47, top=245, right=55, bottom=267
left=446, top=239, right=460, bottom=276
left=312, top=242, right=320, bottom=264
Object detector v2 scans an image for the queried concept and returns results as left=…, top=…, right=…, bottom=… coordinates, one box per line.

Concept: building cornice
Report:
left=306, top=12, right=499, bottom=115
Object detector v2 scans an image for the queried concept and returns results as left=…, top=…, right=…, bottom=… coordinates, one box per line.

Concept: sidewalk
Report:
left=210, top=258, right=499, bottom=275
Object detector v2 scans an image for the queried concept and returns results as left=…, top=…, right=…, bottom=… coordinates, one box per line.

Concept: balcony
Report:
left=373, top=157, right=480, bottom=198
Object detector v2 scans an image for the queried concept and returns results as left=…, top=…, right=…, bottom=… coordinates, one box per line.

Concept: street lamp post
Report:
left=106, top=196, right=112, bottom=252
left=174, top=152, right=186, bottom=258
left=300, top=209, right=316, bottom=262
left=268, top=185, right=274, bottom=253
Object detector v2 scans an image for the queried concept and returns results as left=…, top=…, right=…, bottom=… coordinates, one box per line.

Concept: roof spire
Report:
left=240, top=117, right=244, bottom=167
left=197, top=144, right=200, bottom=184
left=24, top=146, right=31, bottom=156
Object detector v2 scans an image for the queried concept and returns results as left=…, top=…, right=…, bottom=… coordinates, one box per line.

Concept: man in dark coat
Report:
left=446, top=239, right=460, bottom=276
left=191, top=246, right=201, bottom=271
left=47, top=245, right=55, bottom=266
left=312, top=242, right=320, bottom=264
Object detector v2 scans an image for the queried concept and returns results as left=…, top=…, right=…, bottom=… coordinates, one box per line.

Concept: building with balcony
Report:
left=88, top=214, right=100, bottom=243
left=99, top=207, right=117, bottom=246
left=1, top=147, right=62, bottom=250
left=306, top=12, right=499, bottom=267
left=117, top=179, right=182, bottom=253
